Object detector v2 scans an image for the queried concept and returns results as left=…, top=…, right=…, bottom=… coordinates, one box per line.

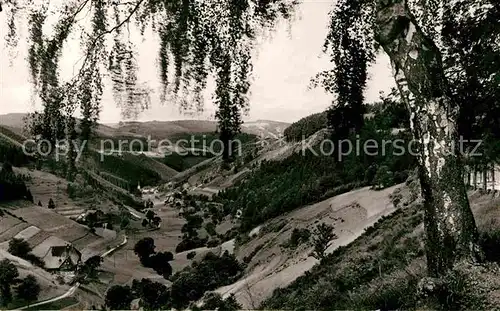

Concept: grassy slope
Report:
left=262, top=184, right=500, bottom=310
left=212, top=184, right=400, bottom=308
left=122, top=153, right=179, bottom=180
left=0, top=249, right=70, bottom=305
left=261, top=185, right=424, bottom=310
left=0, top=125, right=26, bottom=146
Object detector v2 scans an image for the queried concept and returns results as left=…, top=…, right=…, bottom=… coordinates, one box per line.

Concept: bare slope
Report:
left=260, top=187, right=500, bottom=310
left=212, top=185, right=400, bottom=308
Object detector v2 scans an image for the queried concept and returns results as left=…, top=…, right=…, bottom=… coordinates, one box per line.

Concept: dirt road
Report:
left=16, top=234, right=129, bottom=310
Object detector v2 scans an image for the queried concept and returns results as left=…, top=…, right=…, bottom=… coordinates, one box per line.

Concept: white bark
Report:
left=375, top=0, right=479, bottom=277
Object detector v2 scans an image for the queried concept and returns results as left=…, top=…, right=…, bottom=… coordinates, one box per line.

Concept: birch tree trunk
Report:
left=492, top=166, right=496, bottom=191
left=483, top=169, right=488, bottom=191
left=374, top=0, right=479, bottom=277
left=467, top=169, right=471, bottom=189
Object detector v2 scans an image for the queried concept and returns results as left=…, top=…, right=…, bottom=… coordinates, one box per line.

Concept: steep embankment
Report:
left=260, top=187, right=500, bottom=310
left=0, top=249, right=70, bottom=302
left=213, top=184, right=401, bottom=308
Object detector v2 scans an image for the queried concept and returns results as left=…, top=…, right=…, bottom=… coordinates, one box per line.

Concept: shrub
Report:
left=207, top=239, right=220, bottom=248
left=170, top=251, right=244, bottom=309
left=105, top=285, right=133, bottom=310
left=243, top=244, right=263, bottom=264
left=8, top=239, right=31, bottom=258
left=48, top=198, right=56, bottom=209
left=205, top=222, right=217, bottom=236
left=200, top=292, right=241, bottom=311
left=16, top=275, right=40, bottom=302
left=25, top=190, right=33, bottom=203
left=175, top=237, right=208, bottom=253
left=187, top=251, right=196, bottom=260
left=285, top=228, right=311, bottom=249
left=350, top=273, right=421, bottom=310
left=132, top=278, right=170, bottom=310
left=148, top=252, right=174, bottom=279
left=373, top=166, right=394, bottom=190
left=479, top=229, right=500, bottom=262
left=134, top=237, right=156, bottom=265
left=8, top=239, right=44, bottom=267
left=422, top=267, right=482, bottom=310
left=312, top=223, right=336, bottom=260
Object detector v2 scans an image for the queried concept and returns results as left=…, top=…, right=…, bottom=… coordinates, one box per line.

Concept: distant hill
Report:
left=0, top=113, right=27, bottom=129
left=111, top=120, right=217, bottom=139
left=241, top=120, right=290, bottom=139
left=109, top=119, right=290, bottom=140
left=0, top=113, right=143, bottom=139
left=0, top=113, right=289, bottom=141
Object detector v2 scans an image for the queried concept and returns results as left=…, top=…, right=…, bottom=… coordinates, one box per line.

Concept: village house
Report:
left=31, top=235, right=82, bottom=271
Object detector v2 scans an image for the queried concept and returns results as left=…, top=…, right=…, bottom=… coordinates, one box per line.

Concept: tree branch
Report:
left=70, top=0, right=92, bottom=22
left=70, top=0, right=146, bottom=81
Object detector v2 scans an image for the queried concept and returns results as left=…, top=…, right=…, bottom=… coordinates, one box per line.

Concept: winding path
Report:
left=16, top=235, right=128, bottom=310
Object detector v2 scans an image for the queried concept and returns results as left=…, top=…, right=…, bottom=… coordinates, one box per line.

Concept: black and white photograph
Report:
left=0, top=0, right=499, bottom=310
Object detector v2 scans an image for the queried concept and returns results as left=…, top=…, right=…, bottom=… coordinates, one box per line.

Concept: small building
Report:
left=130, top=298, right=141, bottom=310
left=141, top=186, right=157, bottom=195
left=31, top=236, right=82, bottom=271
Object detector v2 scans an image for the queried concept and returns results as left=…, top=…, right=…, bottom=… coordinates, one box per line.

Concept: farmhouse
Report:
left=31, top=235, right=82, bottom=270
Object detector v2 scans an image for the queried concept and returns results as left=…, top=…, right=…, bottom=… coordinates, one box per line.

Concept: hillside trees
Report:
left=2, top=0, right=295, bottom=165
left=0, top=259, right=19, bottom=306
left=312, top=223, right=336, bottom=260
left=0, top=162, right=33, bottom=202
left=170, top=251, right=244, bottom=309
left=16, top=275, right=40, bottom=302
left=0, top=140, right=32, bottom=167
left=216, top=122, right=414, bottom=232
left=133, top=238, right=174, bottom=278
left=315, top=0, right=500, bottom=278
left=0, top=261, right=41, bottom=306
left=105, top=285, right=134, bottom=310
left=283, top=112, right=327, bottom=142
left=3, top=0, right=498, bottom=279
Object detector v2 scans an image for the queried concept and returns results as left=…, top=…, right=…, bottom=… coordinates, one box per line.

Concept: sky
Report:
left=0, top=1, right=395, bottom=124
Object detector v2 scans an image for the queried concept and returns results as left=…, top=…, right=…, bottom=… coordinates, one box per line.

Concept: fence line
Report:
left=463, top=166, right=500, bottom=191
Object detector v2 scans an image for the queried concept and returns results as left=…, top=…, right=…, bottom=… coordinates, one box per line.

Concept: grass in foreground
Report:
left=262, top=186, right=500, bottom=310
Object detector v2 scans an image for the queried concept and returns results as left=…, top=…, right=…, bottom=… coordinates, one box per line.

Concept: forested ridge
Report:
left=216, top=97, right=416, bottom=232
left=1, top=0, right=500, bottom=309
left=284, top=112, right=327, bottom=142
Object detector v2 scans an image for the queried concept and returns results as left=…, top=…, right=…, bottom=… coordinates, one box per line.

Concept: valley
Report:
left=1, top=106, right=500, bottom=311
